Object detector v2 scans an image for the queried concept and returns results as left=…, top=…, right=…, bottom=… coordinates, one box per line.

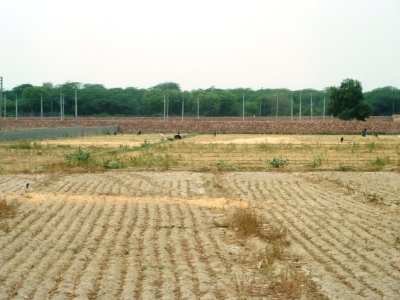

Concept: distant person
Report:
left=137, top=131, right=142, bottom=136
left=213, top=131, right=217, bottom=137
left=340, top=137, right=344, bottom=143
left=362, top=128, right=367, bottom=137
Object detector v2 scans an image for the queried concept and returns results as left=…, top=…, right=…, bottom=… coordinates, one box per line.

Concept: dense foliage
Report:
left=328, top=79, right=372, bottom=121
left=1, top=81, right=398, bottom=117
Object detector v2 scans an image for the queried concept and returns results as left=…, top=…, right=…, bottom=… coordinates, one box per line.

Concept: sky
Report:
left=1, top=0, right=399, bottom=92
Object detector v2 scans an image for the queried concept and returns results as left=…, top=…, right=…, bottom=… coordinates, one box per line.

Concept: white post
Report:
left=15, top=94, right=18, bottom=120
left=60, top=91, right=62, bottom=121
left=392, top=87, right=395, bottom=116
left=310, top=93, right=313, bottom=120
left=290, top=92, right=293, bottom=121
left=166, top=94, right=169, bottom=120
left=75, top=87, right=78, bottom=118
left=163, top=94, right=166, bottom=121
left=276, top=95, right=279, bottom=122
left=181, top=94, right=184, bottom=121
left=299, top=91, right=302, bottom=120
left=4, top=94, right=6, bottom=119
left=40, top=93, right=43, bottom=120
left=242, top=93, right=245, bottom=122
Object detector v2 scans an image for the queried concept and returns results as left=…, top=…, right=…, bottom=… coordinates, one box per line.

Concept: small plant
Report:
left=367, top=142, right=376, bottom=153
left=362, top=191, right=383, bottom=204
left=309, top=153, right=323, bottom=168
left=274, top=268, right=308, bottom=299
left=216, top=160, right=236, bottom=171
left=258, top=244, right=285, bottom=269
left=371, top=156, right=390, bottom=167
left=229, top=208, right=261, bottom=237
left=259, top=143, right=274, bottom=152
left=102, top=159, right=124, bottom=169
left=0, top=197, right=17, bottom=219
left=7, top=140, right=43, bottom=150
left=141, top=140, right=151, bottom=148
left=65, top=147, right=91, bottom=166
left=269, top=157, right=287, bottom=168
left=337, top=163, right=352, bottom=171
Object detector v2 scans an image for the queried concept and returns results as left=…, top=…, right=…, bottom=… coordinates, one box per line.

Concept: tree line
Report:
left=1, top=81, right=399, bottom=118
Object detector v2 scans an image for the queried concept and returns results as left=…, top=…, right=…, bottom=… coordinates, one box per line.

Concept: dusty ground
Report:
left=1, top=171, right=399, bottom=299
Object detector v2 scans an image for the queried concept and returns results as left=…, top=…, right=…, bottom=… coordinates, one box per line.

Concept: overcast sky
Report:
left=1, top=0, right=399, bottom=91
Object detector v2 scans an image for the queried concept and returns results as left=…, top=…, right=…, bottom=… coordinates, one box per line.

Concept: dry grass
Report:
left=229, top=208, right=261, bottom=237
left=0, top=197, right=17, bottom=219
left=1, top=134, right=399, bottom=173
left=0, top=197, right=17, bottom=232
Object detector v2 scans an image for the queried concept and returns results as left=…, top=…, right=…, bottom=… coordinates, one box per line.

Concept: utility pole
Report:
left=275, top=95, right=279, bottom=122
left=323, top=92, right=326, bottom=120
left=181, top=94, right=184, bottom=121
left=74, top=87, right=78, bottom=118
left=60, top=90, right=62, bottom=121
left=166, top=94, right=169, bottom=120
left=163, top=94, right=166, bottom=121
left=15, top=94, right=18, bottom=120
left=259, top=101, right=262, bottom=117
left=242, top=93, right=245, bottom=122
left=290, top=92, right=293, bottom=121
left=197, top=96, right=199, bottom=119
left=4, top=94, right=6, bottom=119
left=63, top=94, right=65, bottom=120
left=299, top=91, right=302, bottom=120
left=310, top=93, right=313, bottom=120
left=40, top=93, right=43, bottom=120
left=392, top=87, right=395, bottom=116
left=0, top=76, right=3, bottom=129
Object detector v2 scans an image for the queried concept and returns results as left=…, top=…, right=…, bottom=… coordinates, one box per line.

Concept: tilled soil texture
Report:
left=1, top=172, right=399, bottom=299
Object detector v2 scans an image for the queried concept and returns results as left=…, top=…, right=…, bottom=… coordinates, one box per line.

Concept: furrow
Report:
left=0, top=199, right=83, bottom=299
left=15, top=199, right=96, bottom=299
left=72, top=200, right=118, bottom=299
left=36, top=200, right=107, bottom=299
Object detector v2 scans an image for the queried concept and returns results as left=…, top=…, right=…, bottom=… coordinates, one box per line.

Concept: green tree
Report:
left=328, top=79, right=372, bottom=120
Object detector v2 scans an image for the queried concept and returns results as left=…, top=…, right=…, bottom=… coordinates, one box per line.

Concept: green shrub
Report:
left=309, top=154, right=323, bottom=168
left=141, top=140, right=151, bottom=148
left=371, top=156, right=390, bottom=167
left=102, top=159, right=124, bottom=169
left=65, top=148, right=91, bottom=165
left=269, top=157, right=287, bottom=168
left=216, top=160, right=236, bottom=171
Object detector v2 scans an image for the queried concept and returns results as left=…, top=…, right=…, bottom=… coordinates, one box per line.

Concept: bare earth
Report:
left=1, top=171, right=399, bottom=299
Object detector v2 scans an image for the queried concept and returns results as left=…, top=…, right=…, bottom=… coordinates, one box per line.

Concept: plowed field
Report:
left=1, top=171, right=399, bottom=299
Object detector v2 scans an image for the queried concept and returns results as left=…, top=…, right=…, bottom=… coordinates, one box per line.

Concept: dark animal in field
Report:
left=340, top=137, right=344, bottom=143
left=213, top=131, right=217, bottom=137
left=174, top=134, right=182, bottom=140
left=26, top=183, right=30, bottom=189
left=137, top=131, right=142, bottom=135
left=114, top=132, right=117, bottom=136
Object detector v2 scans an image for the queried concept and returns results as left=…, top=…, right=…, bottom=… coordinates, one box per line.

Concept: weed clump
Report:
left=269, top=157, right=287, bottom=168
left=7, top=140, right=43, bottom=150
left=309, top=153, right=324, bottom=168
left=102, top=159, right=124, bottom=169
left=65, top=148, right=91, bottom=166
left=216, top=160, right=236, bottom=171
left=0, top=197, right=17, bottom=219
left=229, top=208, right=261, bottom=237
left=362, top=191, right=383, bottom=204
